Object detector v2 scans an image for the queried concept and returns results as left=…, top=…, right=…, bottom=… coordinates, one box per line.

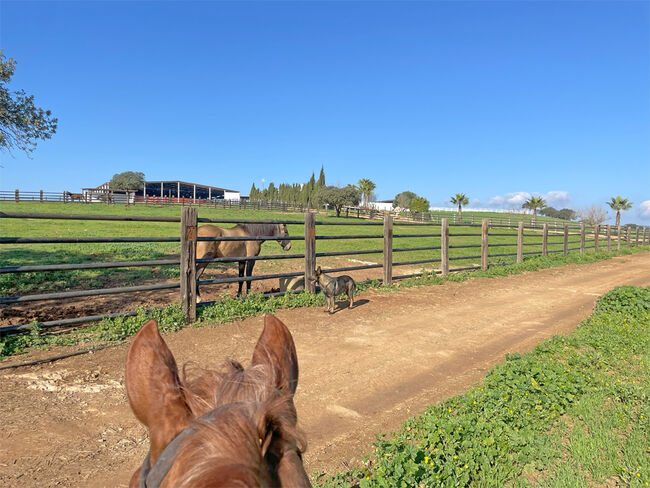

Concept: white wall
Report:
left=224, top=190, right=240, bottom=201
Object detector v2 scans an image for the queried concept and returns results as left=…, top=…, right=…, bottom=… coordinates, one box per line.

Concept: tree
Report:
left=409, top=196, right=430, bottom=214
left=450, top=193, right=469, bottom=222
left=393, top=191, right=417, bottom=210
left=540, top=206, right=577, bottom=221
left=606, top=196, right=632, bottom=227
left=357, top=178, right=376, bottom=207
left=0, top=51, right=57, bottom=155
left=578, top=205, right=608, bottom=227
left=522, top=196, right=547, bottom=222
left=109, top=171, right=145, bottom=190
left=316, top=165, right=326, bottom=189
left=314, top=185, right=361, bottom=217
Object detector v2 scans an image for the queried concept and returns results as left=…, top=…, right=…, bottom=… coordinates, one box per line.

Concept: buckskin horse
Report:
left=196, top=223, right=291, bottom=300
left=125, top=314, right=310, bottom=487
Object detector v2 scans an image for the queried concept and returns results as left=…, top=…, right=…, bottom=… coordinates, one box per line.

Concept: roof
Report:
left=144, top=180, right=239, bottom=193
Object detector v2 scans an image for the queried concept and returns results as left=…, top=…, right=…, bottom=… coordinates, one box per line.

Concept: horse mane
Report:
left=171, top=360, right=306, bottom=485
left=239, top=223, right=281, bottom=237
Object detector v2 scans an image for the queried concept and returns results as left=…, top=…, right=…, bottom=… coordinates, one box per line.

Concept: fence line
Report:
left=1, top=210, right=648, bottom=335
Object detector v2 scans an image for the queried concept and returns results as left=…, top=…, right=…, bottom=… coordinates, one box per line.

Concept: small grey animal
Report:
left=312, top=265, right=355, bottom=314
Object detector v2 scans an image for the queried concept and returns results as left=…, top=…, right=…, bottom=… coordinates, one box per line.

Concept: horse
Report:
left=125, top=314, right=310, bottom=487
left=64, top=191, right=85, bottom=202
left=196, top=223, right=291, bottom=300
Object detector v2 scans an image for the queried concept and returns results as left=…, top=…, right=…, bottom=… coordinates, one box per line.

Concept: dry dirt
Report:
left=0, top=252, right=649, bottom=487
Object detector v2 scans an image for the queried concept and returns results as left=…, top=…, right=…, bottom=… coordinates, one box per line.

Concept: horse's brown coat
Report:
left=196, top=223, right=291, bottom=297
left=125, top=314, right=310, bottom=487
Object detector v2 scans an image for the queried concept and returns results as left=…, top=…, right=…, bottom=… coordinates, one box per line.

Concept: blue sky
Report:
left=1, top=1, right=648, bottom=223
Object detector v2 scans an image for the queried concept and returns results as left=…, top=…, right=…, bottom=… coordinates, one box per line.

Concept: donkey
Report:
left=125, top=314, right=310, bottom=487
left=196, top=223, right=291, bottom=300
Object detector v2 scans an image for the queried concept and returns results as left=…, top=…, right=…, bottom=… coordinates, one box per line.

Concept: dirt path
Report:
left=1, top=252, right=648, bottom=487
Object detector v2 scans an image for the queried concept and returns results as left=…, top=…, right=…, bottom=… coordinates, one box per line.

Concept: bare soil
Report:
left=0, top=252, right=648, bottom=487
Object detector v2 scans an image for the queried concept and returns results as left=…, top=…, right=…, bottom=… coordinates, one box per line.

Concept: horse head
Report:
left=276, top=223, right=292, bottom=251
left=125, top=314, right=310, bottom=487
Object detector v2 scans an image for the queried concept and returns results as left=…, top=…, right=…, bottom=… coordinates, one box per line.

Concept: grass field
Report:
left=318, top=286, right=650, bottom=487
left=0, top=202, right=586, bottom=296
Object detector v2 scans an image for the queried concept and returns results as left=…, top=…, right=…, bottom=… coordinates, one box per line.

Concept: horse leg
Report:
left=348, top=286, right=354, bottom=309
left=245, top=260, right=255, bottom=295
left=237, top=261, right=246, bottom=296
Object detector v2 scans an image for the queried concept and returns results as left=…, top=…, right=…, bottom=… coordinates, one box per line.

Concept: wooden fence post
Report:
left=14, top=189, right=19, bottom=202
left=383, top=214, right=393, bottom=285
left=304, top=213, right=316, bottom=293
left=626, top=226, right=631, bottom=248
left=542, top=223, right=548, bottom=257
left=580, top=223, right=585, bottom=255
left=517, top=221, right=524, bottom=263
left=594, top=224, right=599, bottom=252
left=607, top=225, right=611, bottom=252
left=617, top=225, right=622, bottom=251
left=563, top=225, right=569, bottom=256
left=180, top=207, right=197, bottom=323
left=39, top=190, right=44, bottom=202
left=635, top=226, right=640, bottom=246
left=481, top=219, right=488, bottom=271
left=441, top=218, right=449, bottom=277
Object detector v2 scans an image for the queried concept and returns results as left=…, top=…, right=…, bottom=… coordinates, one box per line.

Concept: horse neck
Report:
left=240, top=223, right=278, bottom=238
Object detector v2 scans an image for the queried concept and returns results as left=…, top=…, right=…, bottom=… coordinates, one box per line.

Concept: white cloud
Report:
left=472, top=198, right=480, bottom=206
left=488, top=190, right=572, bottom=209
left=488, top=192, right=531, bottom=208
left=544, top=191, right=571, bottom=207
left=638, top=200, right=650, bottom=219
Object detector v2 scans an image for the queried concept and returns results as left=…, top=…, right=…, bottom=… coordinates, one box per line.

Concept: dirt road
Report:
left=1, top=252, right=648, bottom=487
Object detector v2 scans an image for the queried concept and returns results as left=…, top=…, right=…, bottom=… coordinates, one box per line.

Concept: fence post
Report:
left=383, top=214, right=393, bottom=285
left=517, top=221, right=524, bottom=263
left=594, top=224, right=599, bottom=252
left=580, top=223, right=585, bottom=255
left=542, top=223, right=548, bottom=257
left=481, top=219, right=488, bottom=271
left=304, top=213, right=316, bottom=293
left=635, top=226, right=640, bottom=247
left=563, top=224, right=569, bottom=256
left=626, top=226, right=631, bottom=248
left=14, top=189, right=19, bottom=202
left=180, top=207, right=197, bottom=323
left=617, top=225, right=622, bottom=251
left=441, top=218, right=449, bottom=277
left=607, top=225, right=611, bottom=252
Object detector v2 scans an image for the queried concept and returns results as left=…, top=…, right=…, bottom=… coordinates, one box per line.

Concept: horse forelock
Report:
left=169, top=363, right=305, bottom=487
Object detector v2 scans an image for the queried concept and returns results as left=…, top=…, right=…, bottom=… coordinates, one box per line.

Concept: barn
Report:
left=140, top=180, right=240, bottom=201
left=83, top=180, right=240, bottom=203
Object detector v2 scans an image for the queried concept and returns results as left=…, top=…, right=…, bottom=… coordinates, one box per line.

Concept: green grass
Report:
left=0, top=201, right=591, bottom=295
left=315, top=286, right=650, bottom=487
left=2, top=247, right=647, bottom=361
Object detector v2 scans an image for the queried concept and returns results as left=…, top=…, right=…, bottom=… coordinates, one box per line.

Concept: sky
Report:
left=1, top=0, right=648, bottom=224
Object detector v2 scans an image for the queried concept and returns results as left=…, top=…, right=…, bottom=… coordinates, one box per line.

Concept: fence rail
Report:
left=1, top=209, right=648, bottom=336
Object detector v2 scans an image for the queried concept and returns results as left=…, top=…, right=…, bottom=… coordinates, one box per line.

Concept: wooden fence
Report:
left=0, top=189, right=599, bottom=230
left=0, top=209, right=648, bottom=336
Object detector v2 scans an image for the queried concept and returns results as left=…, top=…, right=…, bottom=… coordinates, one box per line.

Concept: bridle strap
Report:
left=137, top=405, right=242, bottom=488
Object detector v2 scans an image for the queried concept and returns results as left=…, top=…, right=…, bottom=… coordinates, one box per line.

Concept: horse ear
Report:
left=125, top=319, right=193, bottom=463
left=251, top=315, right=299, bottom=394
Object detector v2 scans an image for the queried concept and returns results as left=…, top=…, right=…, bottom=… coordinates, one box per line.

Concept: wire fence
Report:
left=0, top=209, right=648, bottom=336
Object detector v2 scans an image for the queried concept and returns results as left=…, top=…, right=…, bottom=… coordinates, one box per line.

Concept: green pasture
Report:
left=319, top=286, right=650, bottom=487
left=0, top=202, right=594, bottom=295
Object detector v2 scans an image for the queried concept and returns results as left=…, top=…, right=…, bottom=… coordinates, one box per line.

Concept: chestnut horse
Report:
left=64, top=191, right=85, bottom=202
left=125, top=314, right=310, bottom=487
left=196, top=223, right=291, bottom=300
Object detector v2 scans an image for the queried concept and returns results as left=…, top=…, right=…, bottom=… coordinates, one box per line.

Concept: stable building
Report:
left=141, top=180, right=240, bottom=201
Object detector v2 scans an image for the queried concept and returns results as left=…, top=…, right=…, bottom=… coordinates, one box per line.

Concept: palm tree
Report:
left=522, top=196, right=547, bottom=224
left=450, top=193, right=469, bottom=222
left=357, top=178, right=376, bottom=207
left=606, top=196, right=633, bottom=227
